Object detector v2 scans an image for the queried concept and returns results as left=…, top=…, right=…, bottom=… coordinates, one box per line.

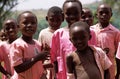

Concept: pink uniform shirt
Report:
left=50, top=27, right=97, bottom=79
left=116, top=42, right=120, bottom=59
left=0, top=41, right=12, bottom=79
left=10, top=38, right=44, bottom=79
left=91, top=23, right=120, bottom=79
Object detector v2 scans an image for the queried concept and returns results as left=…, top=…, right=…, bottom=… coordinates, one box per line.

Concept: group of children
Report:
left=0, top=0, right=120, bottom=79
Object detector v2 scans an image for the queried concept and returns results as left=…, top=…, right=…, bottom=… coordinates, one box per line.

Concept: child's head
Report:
left=62, top=0, right=82, bottom=27
left=17, top=11, right=37, bottom=38
left=0, top=29, right=8, bottom=41
left=81, top=7, right=94, bottom=26
left=3, top=18, right=18, bottom=41
left=46, top=6, right=64, bottom=30
left=69, top=21, right=91, bottom=51
left=96, top=3, right=112, bottom=25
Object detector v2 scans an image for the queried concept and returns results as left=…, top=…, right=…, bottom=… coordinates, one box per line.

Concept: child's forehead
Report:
left=64, top=2, right=81, bottom=9
left=4, top=19, right=16, bottom=24
left=97, top=4, right=111, bottom=11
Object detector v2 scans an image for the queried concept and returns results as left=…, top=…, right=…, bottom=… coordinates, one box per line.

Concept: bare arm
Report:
left=104, top=69, right=110, bottom=79
left=14, top=51, right=49, bottom=73
left=0, top=63, right=11, bottom=78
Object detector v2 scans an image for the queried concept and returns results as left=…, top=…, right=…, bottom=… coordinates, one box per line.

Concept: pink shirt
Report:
left=50, top=27, right=97, bottom=79
left=91, top=23, right=120, bottom=79
left=0, top=41, right=12, bottom=79
left=116, top=42, right=120, bottom=59
left=10, top=38, right=44, bottom=79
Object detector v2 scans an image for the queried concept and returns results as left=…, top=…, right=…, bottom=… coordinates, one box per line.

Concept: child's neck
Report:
left=77, top=46, right=91, bottom=54
left=99, top=22, right=109, bottom=28
left=22, top=36, right=34, bottom=44
left=8, top=37, right=17, bottom=44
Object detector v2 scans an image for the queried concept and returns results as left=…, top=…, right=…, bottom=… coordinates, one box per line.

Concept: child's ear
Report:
left=46, top=16, right=48, bottom=21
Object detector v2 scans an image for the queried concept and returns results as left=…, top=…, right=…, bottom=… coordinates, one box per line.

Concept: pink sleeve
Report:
left=115, top=32, right=120, bottom=50
left=0, top=47, right=4, bottom=62
left=50, top=32, right=59, bottom=63
left=10, top=43, right=23, bottom=67
left=88, top=29, right=97, bottom=46
left=116, top=42, right=120, bottom=59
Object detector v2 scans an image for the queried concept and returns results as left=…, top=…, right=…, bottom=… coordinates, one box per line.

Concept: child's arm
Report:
left=115, top=58, right=120, bottom=79
left=0, top=63, right=11, bottom=78
left=14, top=51, right=49, bottom=73
left=66, top=55, right=75, bottom=79
left=104, top=69, right=110, bottom=79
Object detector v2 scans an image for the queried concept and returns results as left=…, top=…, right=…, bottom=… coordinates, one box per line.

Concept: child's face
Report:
left=70, top=26, right=90, bottom=51
left=0, top=31, right=8, bottom=41
left=81, top=9, right=93, bottom=26
left=46, top=12, right=63, bottom=30
left=97, top=4, right=112, bottom=24
left=63, top=2, right=82, bottom=26
left=3, top=19, right=18, bottom=39
left=19, top=13, right=37, bottom=37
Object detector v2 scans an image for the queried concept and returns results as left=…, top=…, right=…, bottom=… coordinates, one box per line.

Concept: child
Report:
left=66, top=21, right=112, bottom=79
left=10, top=11, right=49, bottom=79
left=38, top=6, right=64, bottom=79
left=0, top=18, right=18, bottom=79
left=81, top=7, right=97, bottom=46
left=50, top=0, right=83, bottom=79
left=91, top=4, right=120, bottom=79
left=0, top=29, right=8, bottom=42
left=81, top=7, right=94, bottom=26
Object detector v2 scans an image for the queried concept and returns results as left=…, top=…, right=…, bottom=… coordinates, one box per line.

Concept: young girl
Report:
left=91, top=4, right=120, bottom=79
left=10, top=11, right=49, bottom=79
left=50, top=0, right=83, bottom=79
left=38, top=6, right=64, bottom=79
left=0, top=18, right=18, bottom=79
left=66, top=21, right=112, bottom=79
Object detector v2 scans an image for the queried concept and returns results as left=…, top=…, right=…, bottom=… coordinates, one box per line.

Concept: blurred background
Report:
left=0, top=0, right=120, bottom=39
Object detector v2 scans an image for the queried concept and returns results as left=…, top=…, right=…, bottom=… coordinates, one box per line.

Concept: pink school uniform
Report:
left=67, top=45, right=112, bottom=79
left=0, top=41, right=12, bottom=79
left=91, top=23, right=120, bottom=79
left=50, top=27, right=97, bottom=79
left=10, top=38, right=44, bottom=79
left=116, top=42, right=120, bottom=59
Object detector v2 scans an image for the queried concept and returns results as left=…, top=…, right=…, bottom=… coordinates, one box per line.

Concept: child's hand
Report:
left=41, top=43, right=51, bottom=52
left=103, top=48, right=109, bottom=54
left=35, top=51, right=50, bottom=61
left=6, top=73, right=11, bottom=79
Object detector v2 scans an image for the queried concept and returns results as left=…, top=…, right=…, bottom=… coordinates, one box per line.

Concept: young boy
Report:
left=91, top=4, right=120, bottom=79
left=38, top=6, right=64, bottom=79
left=66, top=21, right=112, bottom=79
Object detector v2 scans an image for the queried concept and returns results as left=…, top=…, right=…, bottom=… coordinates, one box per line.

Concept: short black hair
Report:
left=62, top=0, right=82, bottom=12
left=47, top=6, right=63, bottom=16
left=17, top=11, right=37, bottom=24
left=69, top=21, right=90, bottom=34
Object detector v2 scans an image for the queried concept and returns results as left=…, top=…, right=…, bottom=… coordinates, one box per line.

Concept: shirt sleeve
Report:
left=116, top=42, right=120, bottom=59
left=10, top=43, right=24, bottom=67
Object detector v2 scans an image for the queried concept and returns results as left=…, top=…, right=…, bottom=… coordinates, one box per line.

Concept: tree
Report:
left=0, top=0, right=18, bottom=29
